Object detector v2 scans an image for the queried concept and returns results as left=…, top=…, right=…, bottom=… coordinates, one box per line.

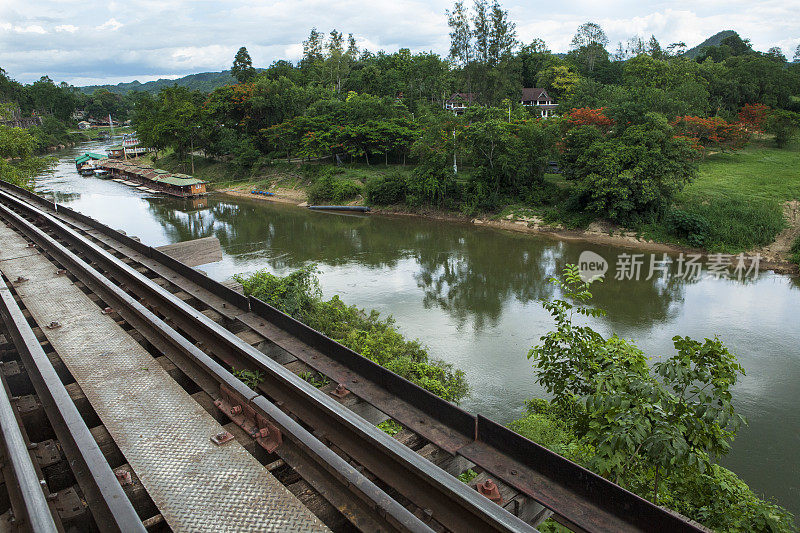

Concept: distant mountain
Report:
left=683, top=30, right=741, bottom=59
left=78, top=70, right=238, bottom=95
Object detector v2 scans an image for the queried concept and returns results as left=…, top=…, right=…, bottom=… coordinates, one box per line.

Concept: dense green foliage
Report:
left=511, top=400, right=795, bottom=532
left=233, top=266, right=468, bottom=402
left=306, top=167, right=363, bottom=204
left=561, top=113, right=698, bottom=223
left=115, top=12, right=798, bottom=252
left=0, top=124, right=54, bottom=188
left=5, top=5, right=797, bottom=254
left=514, top=265, right=795, bottom=531
left=791, top=234, right=800, bottom=266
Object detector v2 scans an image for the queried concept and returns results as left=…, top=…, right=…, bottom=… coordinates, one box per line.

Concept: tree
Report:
left=666, top=42, right=687, bottom=57
left=561, top=113, right=698, bottom=223
left=324, top=30, right=348, bottom=92
left=671, top=116, right=750, bottom=155
left=447, top=1, right=473, bottom=92
left=765, top=110, right=800, bottom=148
left=737, top=103, right=770, bottom=132
left=765, top=47, right=786, bottom=63
left=530, top=265, right=746, bottom=502
left=564, top=107, right=614, bottom=132
left=488, top=0, right=517, bottom=65
left=570, top=22, right=609, bottom=72
left=231, top=47, right=256, bottom=83
left=647, top=35, right=663, bottom=59
left=0, top=125, right=53, bottom=188
left=301, top=28, right=325, bottom=82
left=472, top=0, right=490, bottom=64
left=794, top=43, right=800, bottom=63
left=536, top=64, right=580, bottom=98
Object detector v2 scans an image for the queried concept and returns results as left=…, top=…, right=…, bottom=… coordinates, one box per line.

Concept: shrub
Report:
left=510, top=400, right=796, bottom=532
left=666, top=208, right=711, bottom=247
left=233, top=266, right=469, bottom=403
left=307, top=171, right=362, bottom=204
left=676, top=195, right=785, bottom=251
left=790, top=234, right=800, bottom=266
left=765, top=110, right=800, bottom=148
left=365, top=172, right=408, bottom=205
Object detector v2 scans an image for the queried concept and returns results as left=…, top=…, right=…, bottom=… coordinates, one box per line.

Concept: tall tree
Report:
left=570, top=22, right=609, bottom=72
left=647, top=35, right=663, bottom=59
left=325, top=30, right=347, bottom=92
left=231, top=47, right=256, bottom=83
left=447, top=1, right=473, bottom=92
left=794, top=43, right=800, bottom=62
left=766, top=46, right=786, bottom=63
left=346, top=33, right=359, bottom=59
left=472, top=0, right=491, bottom=64
left=302, top=28, right=325, bottom=71
left=488, top=0, right=517, bottom=65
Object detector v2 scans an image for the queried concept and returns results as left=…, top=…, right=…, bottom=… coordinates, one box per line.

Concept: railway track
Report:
left=0, top=181, right=706, bottom=532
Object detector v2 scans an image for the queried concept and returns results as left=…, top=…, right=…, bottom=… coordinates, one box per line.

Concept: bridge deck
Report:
left=0, top=223, right=327, bottom=532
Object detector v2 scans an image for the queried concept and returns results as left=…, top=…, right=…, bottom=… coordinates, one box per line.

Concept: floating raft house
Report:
left=96, top=160, right=207, bottom=198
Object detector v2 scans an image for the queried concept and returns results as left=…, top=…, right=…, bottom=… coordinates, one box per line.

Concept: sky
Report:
left=2, top=0, right=799, bottom=86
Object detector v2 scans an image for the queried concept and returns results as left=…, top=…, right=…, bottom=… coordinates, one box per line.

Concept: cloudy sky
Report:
left=2, top=0, right=799, bottom=86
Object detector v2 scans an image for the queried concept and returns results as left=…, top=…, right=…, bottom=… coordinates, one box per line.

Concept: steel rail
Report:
left=0, top=193, right=504, bottom=532
left=0, top=277, right=145, bottom=533
left=0, top=322, right=59, bottom=533
left=0, top=181, right=706, bottom=533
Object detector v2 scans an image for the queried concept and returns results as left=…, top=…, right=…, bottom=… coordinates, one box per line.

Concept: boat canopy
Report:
left=75, top=155, right=90, bottom=164
left=85, top=152, right=107, bottom=160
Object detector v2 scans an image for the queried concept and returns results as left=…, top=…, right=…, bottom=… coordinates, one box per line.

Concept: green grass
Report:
left=641, top=139, right=799, bottom=253
left=686, top=141, right=800, bottom=201
left=791, top=234, right=800, bottom=266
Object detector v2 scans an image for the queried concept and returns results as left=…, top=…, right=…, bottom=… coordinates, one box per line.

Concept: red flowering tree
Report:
left=564, top=107, right=614, bottom=133
left=671, top=116, right=749, bottom=155
left=738, top=103, right=771, bottom=132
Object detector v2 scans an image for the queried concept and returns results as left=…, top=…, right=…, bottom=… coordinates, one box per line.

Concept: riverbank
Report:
left=217, top=183, right=799, bottom=274
left=144, top=143, right=800, bottom=274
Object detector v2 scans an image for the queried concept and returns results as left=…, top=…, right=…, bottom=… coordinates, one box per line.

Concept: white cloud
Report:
left=55, top=24, right=78, bottom=33
left=97, top=18, right=123, bottom=31
left=1, top=23, right=48, bottom=34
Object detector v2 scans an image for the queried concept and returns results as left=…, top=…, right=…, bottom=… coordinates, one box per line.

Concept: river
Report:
left=30, top=141, right=800, bottom=516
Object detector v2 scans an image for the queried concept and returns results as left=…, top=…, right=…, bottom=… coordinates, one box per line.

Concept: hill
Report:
left=683, top=30, right=740, bottom=59
left=78, top=70, right=237, bottom=95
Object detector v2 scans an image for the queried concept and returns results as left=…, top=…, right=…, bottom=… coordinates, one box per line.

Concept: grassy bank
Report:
left=641, top=139, right=800, bottom=253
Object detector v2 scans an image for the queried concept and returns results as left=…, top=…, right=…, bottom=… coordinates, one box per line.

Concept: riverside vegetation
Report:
left=235, top=264, right=795, bottom=532
left=233, top=265, right=468, bottom=402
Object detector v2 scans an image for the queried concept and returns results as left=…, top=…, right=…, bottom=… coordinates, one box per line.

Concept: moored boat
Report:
left=78, top=164, right=94, bottom=176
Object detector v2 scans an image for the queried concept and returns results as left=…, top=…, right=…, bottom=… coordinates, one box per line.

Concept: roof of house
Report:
left=155, top=175, right=205, bottom=187
left=85, top=152, right=107, bottom=160
left=75, top=155, right=90, bottom=164
left=521, top=88, right=551, bottom=101
left=445, top=92, right=478, bottom=104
